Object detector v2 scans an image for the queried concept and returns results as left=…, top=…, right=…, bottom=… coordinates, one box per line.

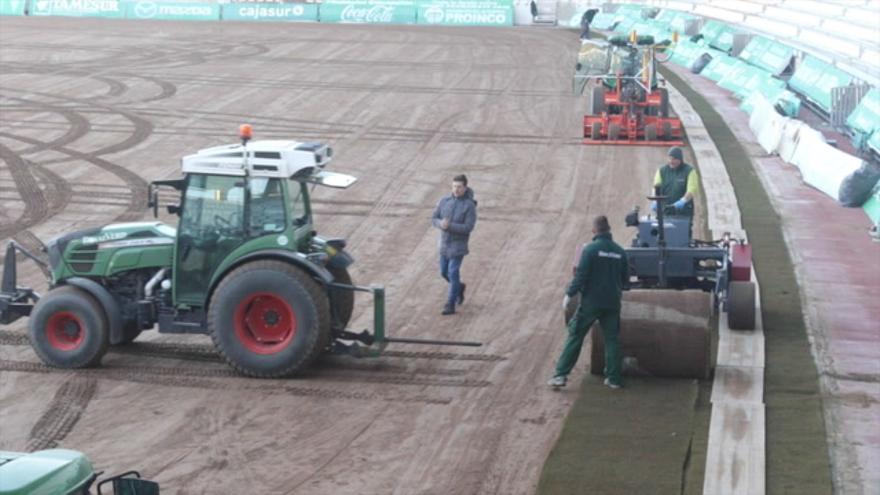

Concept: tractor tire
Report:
left=608, top=123, right=621, bottom=141
left=588, top=86, right=606, bottom=115
left=662, top=122, right=672, bottom=140
left=590, top=122, right=602, bottom=141
left=28, top=286, right=109, bottom=368
left=645, top=124, right=657, bottom=142
left=658, top=88, right=670, bottom=118
left=728, top=281, right=756, bottom=330
left=327, top=266, right=355, bottom=331
left=208, top=260, right=330, bottom=377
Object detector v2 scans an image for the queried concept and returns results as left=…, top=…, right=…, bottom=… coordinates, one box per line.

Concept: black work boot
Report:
left=441, top=304, right=455, bottom=315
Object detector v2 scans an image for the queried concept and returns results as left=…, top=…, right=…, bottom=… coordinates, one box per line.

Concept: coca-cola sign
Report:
left=340, top=4, right=394, bottom=23
left=321, top=0, right=416, bottom=24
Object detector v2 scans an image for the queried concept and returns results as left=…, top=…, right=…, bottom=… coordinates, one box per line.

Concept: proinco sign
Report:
left=416, top=0, right=513, bottom=26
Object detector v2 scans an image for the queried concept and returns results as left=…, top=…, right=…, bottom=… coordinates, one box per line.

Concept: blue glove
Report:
left=673, top=198, right=687, bottom=210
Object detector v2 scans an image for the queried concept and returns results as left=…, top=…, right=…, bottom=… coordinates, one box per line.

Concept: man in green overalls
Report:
left=548, top=215, right=629, bottom=389
left=653, top=146, right=699, bottom=219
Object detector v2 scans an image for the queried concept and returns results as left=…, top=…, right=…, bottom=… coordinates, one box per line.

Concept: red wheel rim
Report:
left=233, top=293, right=297, bottom=355
left=45, top=312, right=85, bottom=351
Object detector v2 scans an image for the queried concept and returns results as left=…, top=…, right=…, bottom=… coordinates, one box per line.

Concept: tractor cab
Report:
left=148, top=126, right=355, bottom=309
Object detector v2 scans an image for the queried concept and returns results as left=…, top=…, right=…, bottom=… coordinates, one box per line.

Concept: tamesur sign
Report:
left=0, top=0, right=27, bottom=15
left=29, top=0, right=123, bottom=17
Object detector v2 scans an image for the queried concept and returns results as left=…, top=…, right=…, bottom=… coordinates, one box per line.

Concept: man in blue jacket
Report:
left=432, top=174, right=477, bottom=315
left=549, top=215, right=629, bottom=389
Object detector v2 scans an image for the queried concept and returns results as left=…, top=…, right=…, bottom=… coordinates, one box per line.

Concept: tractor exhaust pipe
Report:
left=144, top=268, right=167, bottom=298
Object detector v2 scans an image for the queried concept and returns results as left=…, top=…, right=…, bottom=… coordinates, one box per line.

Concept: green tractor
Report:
left=0, top=126, right=477, bottom=377
left=0, top=449, right=158, bottom=495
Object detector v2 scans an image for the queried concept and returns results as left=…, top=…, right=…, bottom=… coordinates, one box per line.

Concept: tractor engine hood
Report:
left=0, top=449, right=96, bottom=495
left=46, top=222, right=176, bottom=273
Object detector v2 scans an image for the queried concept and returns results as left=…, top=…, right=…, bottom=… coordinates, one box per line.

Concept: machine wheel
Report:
left=28, top=286, right=109, bottom=368
left=327, top=266, right=355, bottom=331
left=208, top=260, right=330, bottom=377
left=608, top=123, right=621, bottom=141
left=728, top=281, right=756, bottom=330
left=658, top=88, right=670, bottom=118
left=662, top=121, right=672, bottom=140
left=589, top=326, right=604, bottom=376
left=645, top=124, right=657, bottom=141
left=590, top=122, right=602, bottom=141
left=588, top=86, right=606, bottom=115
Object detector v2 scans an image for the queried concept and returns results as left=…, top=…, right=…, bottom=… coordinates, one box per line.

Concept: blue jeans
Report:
left=439, top=255, right=463, bottom=307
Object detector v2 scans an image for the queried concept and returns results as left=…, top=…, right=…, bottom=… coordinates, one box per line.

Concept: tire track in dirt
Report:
left=25, top=375, right=98, bottom=451
left=0, top=97, right=93, bottom=155
left=0, top=131, right=148, bottom=223
left=0, top=143, right=49, bottom=239
left=0, top=360, right=453, bottom=405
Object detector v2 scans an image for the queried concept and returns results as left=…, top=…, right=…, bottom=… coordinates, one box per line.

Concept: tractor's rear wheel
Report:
left=645, top=124, right=657, bottom=141
left=590, top=122, right=602, bottom=141
left=728, top=281, right=756, bottom=330
left=608, top=123, right=621, bottom=141
left=209, top=260, right=330, bottom=377
left=28, top=286, right=109, bottom=368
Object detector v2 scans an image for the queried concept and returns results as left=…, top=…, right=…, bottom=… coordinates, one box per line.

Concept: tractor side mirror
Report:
left=166, top=204, right=181, bottom=216
left=147, top=187, right=159, bottom=218
left=114, top=478, right=160, bottom=495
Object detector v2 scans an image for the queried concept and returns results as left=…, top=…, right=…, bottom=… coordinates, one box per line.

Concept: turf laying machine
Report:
left=0, top=126, right=479, bottom=377
left=567, top=196, right=755, bottom=379
left=574, top=32, right=684, bottom=146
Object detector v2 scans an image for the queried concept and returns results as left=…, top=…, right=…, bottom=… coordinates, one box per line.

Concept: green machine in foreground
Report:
left=0, top=126, right=479, bottom=377
left=0, top=449, right=158, bottom=495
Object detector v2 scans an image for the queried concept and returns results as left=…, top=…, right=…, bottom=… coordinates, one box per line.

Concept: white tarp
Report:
left=777, top=119, right=807, bottom=164
left=747, top=94, right=789, bottom=154
left=790, top=128, right=863, bottom=201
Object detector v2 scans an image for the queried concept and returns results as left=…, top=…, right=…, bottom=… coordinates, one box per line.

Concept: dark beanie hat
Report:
left=668, top=146, right=684, bottom=160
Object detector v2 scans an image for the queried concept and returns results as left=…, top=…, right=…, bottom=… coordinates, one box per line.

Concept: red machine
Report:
left=577, top=34, right=684, bottom=146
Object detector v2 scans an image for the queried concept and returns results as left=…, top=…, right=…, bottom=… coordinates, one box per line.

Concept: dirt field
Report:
left=0, top=18, right=704, bottom=493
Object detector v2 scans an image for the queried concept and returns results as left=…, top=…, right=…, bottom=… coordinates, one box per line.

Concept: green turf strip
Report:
left=658, top=66, right=833, bottom=494
left=538, top=377, right=704, bottom=495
